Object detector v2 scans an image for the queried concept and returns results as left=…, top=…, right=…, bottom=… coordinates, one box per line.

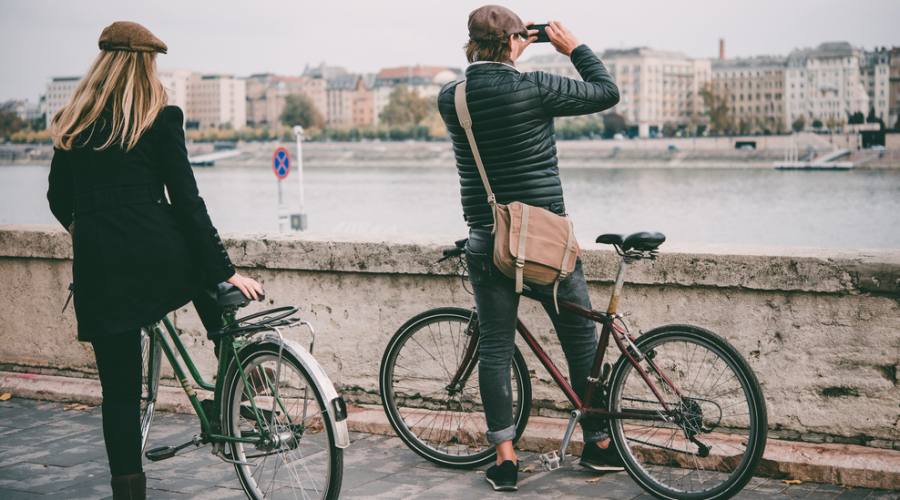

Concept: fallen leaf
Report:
left=0, top=393, right=11, bottom=401
left=63, top=403, right=91, bottom=411
left=782, top=479, right=803, bottom=485
left=520, top=464, right=535, bottom=473
left=586, top=476, right=603, bottom=483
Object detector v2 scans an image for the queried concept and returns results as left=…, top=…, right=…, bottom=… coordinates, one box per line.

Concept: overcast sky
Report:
left=2, top=0, right=899, bottom=101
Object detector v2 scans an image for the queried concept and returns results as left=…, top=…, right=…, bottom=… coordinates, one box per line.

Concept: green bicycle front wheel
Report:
left=223, top=343, right=343, bottom=500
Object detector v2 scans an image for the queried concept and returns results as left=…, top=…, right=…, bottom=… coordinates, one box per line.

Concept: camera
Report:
left=527, top=23, right=550, bottom=43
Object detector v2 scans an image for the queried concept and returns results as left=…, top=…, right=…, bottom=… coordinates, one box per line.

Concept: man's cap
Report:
left=468, top=5, right=526, bottom=42
left=98, top=21, right=167, bottom=54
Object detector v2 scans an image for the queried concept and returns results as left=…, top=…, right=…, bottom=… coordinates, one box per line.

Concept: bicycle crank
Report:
left=145, top=434, right=203, bottom=462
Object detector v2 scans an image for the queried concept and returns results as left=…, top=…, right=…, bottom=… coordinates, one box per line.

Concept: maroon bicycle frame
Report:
left=447, top=262, right=683, bottom=423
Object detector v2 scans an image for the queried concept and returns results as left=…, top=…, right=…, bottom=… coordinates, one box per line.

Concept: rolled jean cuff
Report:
left=485, top=423, right=517, bottom=445
left=584, top=429, right=609, bottom=443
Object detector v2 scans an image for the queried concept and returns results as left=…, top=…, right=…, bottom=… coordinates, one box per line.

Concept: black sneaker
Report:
left=580, top=441, right=625, bottom=472
left=485, top=460, right=518, bottom=492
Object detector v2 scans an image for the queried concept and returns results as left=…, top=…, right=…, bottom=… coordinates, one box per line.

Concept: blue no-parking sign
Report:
left=272, top=147, right=291, bottom=180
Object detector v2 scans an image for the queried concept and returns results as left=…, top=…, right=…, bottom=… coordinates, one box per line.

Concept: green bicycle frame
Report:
left=148, top=316, right=285, bottom=445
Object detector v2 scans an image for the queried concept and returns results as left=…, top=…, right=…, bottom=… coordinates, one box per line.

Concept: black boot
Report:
left=111, top=472, right=146, bottom=500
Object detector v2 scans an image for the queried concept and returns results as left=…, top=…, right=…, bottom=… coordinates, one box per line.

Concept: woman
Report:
left=437, top=6, right=621, bottom=492
left=47, top=21, right=262, bottom=499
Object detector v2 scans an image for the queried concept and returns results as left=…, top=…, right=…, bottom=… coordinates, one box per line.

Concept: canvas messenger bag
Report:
left=454, top=81, right=579, bottom=308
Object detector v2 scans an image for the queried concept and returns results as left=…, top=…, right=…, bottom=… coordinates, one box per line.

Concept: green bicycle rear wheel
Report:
left=223, top=343, right=343, bottom=500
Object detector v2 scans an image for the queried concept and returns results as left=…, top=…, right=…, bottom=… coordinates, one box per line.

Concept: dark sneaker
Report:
left=580, top=441, right=625, bottom=472
left=485, top=460, right=518, bottom=492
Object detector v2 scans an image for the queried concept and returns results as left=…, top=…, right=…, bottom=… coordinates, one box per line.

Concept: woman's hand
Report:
left=227, top=272, right=265, bottom=301
left=545, top=21, right=581, bottom=57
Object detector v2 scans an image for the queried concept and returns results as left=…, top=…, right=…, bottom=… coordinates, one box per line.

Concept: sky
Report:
left=2, top=0, right=899, bottom=102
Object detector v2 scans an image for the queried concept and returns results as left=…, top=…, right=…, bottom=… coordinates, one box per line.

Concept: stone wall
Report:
left=1, top=225, right=898, bottom=449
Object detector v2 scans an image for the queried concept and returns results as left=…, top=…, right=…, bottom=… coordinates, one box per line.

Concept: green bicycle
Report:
left=138, top=284, right=349, bottom=499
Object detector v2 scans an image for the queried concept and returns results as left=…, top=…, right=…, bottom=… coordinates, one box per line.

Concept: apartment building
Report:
left=372, top=65, right=459, bottom=124
left=785, top=42, right=869, bottom=128
left=861, top=48, right=891, bottom=123
left=186, top=74, right=247, bottom=130
left=711, top=56, right=787, bottom=132
left=325, top=74, right=373, bottom=128
left=891, top=47, right=900, bottom=128
left=158, top=69, right=191, bottom=112
left=245, top=74, right=327, bottom=127
left=43, top=76, right=81, bottom=125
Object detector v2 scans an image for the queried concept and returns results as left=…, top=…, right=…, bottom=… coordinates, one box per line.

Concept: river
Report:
left=2, top=164, right=899, bottom=249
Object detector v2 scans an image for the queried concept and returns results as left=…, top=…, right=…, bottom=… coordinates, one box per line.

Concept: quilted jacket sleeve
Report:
left=533, top=44, right=620, bottom=117
left=155, top=106, right=235, bottom=285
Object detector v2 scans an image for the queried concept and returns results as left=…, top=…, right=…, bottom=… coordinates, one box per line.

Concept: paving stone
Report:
left=0, top=400, right=894, bottom=499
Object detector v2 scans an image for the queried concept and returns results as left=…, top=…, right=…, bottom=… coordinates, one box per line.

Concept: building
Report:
left=1, top=99, right=42, bottom=124
left=325, top=74, right=373, bottom=128
left=891, top=47, right=900, bottom=128
left=245, top=74, right=326, bottom=127
left=520, top=48, right=710, bottom=137
left=43, top=76, right=81, bottom=126
left=711, top=56, right=787, bottom=133
left=158, top=69, right=192, bottom=112
left=186, top=74, right=247, bottom=130
left=372, top=65, right=459, bottom=124
left=861, top=48, right=891, bottom=123
left=785, top=42, right=869, bottom=129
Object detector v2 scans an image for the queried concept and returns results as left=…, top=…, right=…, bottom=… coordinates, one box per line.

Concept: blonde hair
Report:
left=51, top=50, right=167, bottom=151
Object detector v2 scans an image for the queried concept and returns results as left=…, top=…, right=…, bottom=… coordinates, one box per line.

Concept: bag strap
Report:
left=454, top=80, right=496, bottom=207
left=514, top=204, right=530, bottom=293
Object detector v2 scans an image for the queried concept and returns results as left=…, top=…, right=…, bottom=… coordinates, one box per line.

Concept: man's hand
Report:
left=545, top=21, right=580, bottom=57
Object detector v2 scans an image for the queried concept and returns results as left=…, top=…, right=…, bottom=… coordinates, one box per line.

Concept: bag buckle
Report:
left=515, top=257, right=525, bottom=268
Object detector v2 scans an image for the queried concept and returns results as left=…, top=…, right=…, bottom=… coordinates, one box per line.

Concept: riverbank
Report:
left=4, top=133, right=899, bottom=169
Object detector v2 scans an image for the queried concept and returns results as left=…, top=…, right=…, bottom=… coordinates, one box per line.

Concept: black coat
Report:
left=437, top=44, right=620, bottom=228
left=48, top=106, right=235, bottom=341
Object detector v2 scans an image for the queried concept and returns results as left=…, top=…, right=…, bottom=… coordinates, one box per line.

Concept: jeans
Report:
left=466, top=227, right=607, bottom=445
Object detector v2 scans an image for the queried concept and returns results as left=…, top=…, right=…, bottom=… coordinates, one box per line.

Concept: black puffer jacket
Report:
left=438, top=44, right=619, bottom=228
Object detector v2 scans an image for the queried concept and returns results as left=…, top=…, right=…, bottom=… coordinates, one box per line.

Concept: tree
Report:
left=848, top=111, right=865, bottom=125
left=791, top=115, right=805, bottom=132
left=602, top=113, right=626, bottom=138
left=661, top=121, right=677, bottom=138
left=380, top=85, right=432, bottom=127
left=0, top=109, right=26, bottom=139
left=699, top=83, right=732, bottom=135
left=811, top=118, right=823, bottom=129
left=280, top=94, right=324, bottom=129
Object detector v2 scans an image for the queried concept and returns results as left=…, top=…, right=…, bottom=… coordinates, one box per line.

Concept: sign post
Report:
left=291, top=126, right=308, bottom=231
left=272, top=146, right=291, bottom=232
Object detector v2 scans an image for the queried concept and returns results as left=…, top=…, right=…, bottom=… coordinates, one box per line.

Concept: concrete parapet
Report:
left=0, top=224, right=898, bottom=452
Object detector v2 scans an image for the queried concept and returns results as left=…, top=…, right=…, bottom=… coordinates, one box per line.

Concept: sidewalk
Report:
left=0, top=398, right=896, bottom=499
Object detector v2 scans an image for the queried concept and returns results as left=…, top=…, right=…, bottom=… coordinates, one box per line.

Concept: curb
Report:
left=2, top=370, right=898, bottom=490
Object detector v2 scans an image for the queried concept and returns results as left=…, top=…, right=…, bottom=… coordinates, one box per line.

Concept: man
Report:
left=437, top=5, right=622, bottom=492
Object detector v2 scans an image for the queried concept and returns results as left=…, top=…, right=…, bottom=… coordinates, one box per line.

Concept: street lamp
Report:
left=290, top=125, right=308, bottom=231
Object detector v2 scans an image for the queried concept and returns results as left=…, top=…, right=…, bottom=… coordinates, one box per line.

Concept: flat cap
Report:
left=468, top=5, right=526, bottom=42
left=98, top=21, right=167, bottom=54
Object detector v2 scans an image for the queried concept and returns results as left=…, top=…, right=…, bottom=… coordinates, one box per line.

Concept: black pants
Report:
left=90, top=291, right=225, bottom=477
left=91, top=329, right=143, bottom=477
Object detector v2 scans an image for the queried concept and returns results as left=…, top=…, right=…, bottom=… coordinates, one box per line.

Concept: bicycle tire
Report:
left=379, top=307, right=532, bottom=469
left=139, top=326, right=162, bottom=452
left=607, top=324, right=767, bottom=500
left=222, top=343, right=343, bottom=500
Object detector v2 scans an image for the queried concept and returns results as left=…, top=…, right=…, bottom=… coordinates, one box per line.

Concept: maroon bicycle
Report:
left=379, top=232, right=767, bottom=499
